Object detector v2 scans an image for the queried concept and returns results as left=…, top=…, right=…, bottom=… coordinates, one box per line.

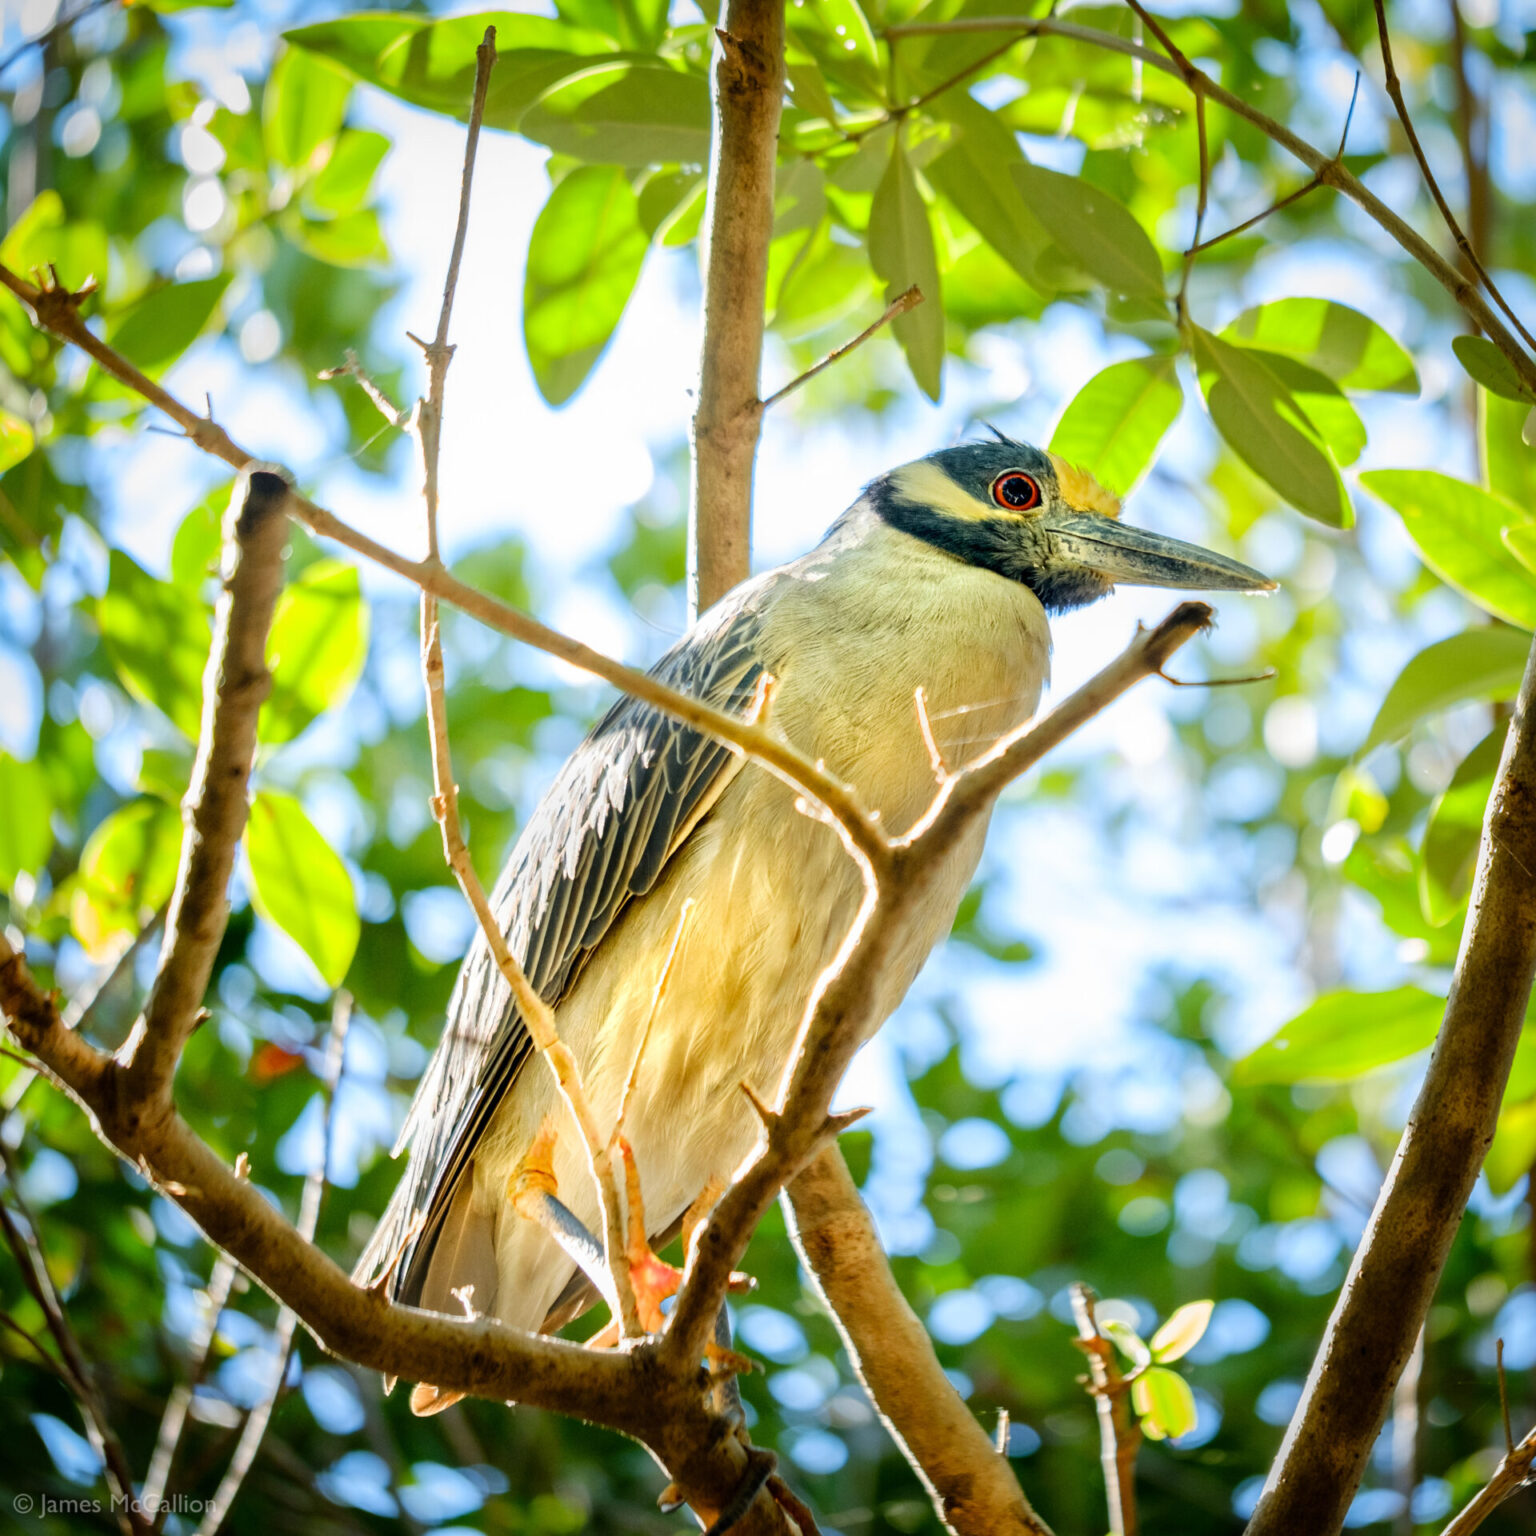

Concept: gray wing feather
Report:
left=354, top=584, right=772, bottom=1306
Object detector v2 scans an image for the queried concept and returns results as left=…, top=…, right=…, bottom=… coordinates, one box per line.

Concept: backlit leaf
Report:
left=263, top=561, right=370, bottom=746
left=1420, top=726, right=1502, bottom=926
left=98, top=550, right=212, bottom=738
left=868, top=140, right=943, bottom=400
left=1360, top=469, right=1536, bottom=629
left=0, top=411, right=34, bottom=475
left=523, top=165, right=648, bottom=405
left=1132, top=1366, right=1197, bottom=1441
left=1483, top=391, right=1536, bottom=509
left=1050, top=354, right=1182, bottom=495
left=246, top=791, right=359, bottom=987
left=1221, top=299, right=1418, bottom=394
left=1360, top=628, right=1531, bottom=754
left=1234, top=986, right=1444, bottom=1085
left=1453, top=334, right=1536, bottom=403
left=1102, top=1319, right=1151, bottom=1369
left=1151, top=1300, right=1214, bottom=1363
left=69, top=800, right=181, bottom=960
left=307, top=129, right=389, bottom=215
left=108, top=275, right=232, bottom=377
left=0, top=754, right=52, bottom=888
left=1012, top=162, right=1164, bottom=303
left=264, top=45, right=352, bottom=169
left=520, top=62, right=710, bottom=165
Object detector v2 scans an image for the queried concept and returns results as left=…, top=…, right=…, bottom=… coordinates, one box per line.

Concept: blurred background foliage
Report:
left=1, top=0, right=1535, bottom=1531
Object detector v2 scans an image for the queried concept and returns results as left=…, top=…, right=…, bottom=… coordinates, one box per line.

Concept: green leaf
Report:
left=1483, top=391, right=1536, bottom=510
left=170, top=484, right=231, bottom=587
left=1193, top=328, right=1351, bottom=527
left=108, top=275, right=232, bottom=377
left=1452, top=334, right=1536, bottom=404
left=263, top=560, right=370, bottom=746
left=307, top=128, right=389, bottom=215
left=1132, top=1366, right=1198, bottom=1441
left=245, top=791, right=359, bottom=987
left=0, top=754, right=52, bottom=888
left=69, top=800, right=181, bottom=960
left=98, top=550, right=212, bottom=738
left=1504, top=522, right=1536, bottom=579
left=1420, top=726, right=1502, bottom=926
left=1488, top=1092, right=1536, bottom=1195
left=0, top=190, right=108, bottom=295
left=1247, top=352, right=1367, bottom=467
left=1101, top=1319, right=1152, bottom=1369
left=523, top=165, right=648, bottom=406
left=925, top=97, right=1051, bottom=288
left=520, top=62, right=711, bottom=165
left=287, top=208, right=387, bottom=268
left=1150, top=1300, right=1214, bottom=1363
left=1220, top=299, right=1418, bottom=394
left=285, top=12, right=614, bottom=131
left=1360, top=628, right=1531, bottom=755
left=1049, top=354, right=1182, bottom=496
left=0, top=411, right=34, bottom=474
left=264, top=45, right=352, bottom=169
left=1360, top=469, right=1536, bottom=629
left=1234, top=986, right=1445, bottom=1085
left=868, top=140, right=943, bottom=401
left=1012, top=162, right=1164, bottom=302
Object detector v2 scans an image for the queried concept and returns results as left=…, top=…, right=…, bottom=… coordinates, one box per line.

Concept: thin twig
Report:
left=193, top=992, right=352, bottom=1536
left=1070, top=1284, right=1139, bottom=1536
left=1439, top=1425, right=1536, bottom=1536
left=762, top=287, right=923, bottom=409
left=1371, top=0, right=1536, bottom=355
left=1496, top=1338, right=1513, bottom=1455
left=1176, top=88, right=1209, bottom=324
left=0, top=1144, right=149, bottom=1535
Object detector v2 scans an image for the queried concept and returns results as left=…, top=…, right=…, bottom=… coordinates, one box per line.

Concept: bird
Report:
left=355, top=436, right=1273, bottom=1405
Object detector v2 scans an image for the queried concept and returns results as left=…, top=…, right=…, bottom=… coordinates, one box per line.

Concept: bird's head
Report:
left=868, top=436, right=1276, bottom=612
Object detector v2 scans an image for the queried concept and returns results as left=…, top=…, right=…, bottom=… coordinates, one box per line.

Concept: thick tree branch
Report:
left=116, top=468, right=290, bottom=1109
left=1247, top=629, right=1536, bottom=1535
left=689, top=0, right=784, bottom=616
left=784, top=1146, right=1053, bottom=1536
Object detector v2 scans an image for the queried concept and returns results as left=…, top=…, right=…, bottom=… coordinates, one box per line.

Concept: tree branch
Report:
left=1247, top=629, right=1536, bottom=1535
left=1071, top=1285, right=1140, bottom=1536
left=1439, top=1424, right=1536, bottom=1536
left=115, top=467, right=291, bottom=1110
left=689, top=0, right=785, bottom=617
left=762, top=287, right=923, bottom=410
left=784, top=1145, right=1053, bottom=1536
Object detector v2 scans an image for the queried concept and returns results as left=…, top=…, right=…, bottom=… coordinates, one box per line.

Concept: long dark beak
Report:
left=1047, top=513, right=1277, bottom=593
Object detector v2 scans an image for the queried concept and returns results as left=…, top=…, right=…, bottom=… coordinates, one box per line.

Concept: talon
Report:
left=410, top=1382, right=466, bottom=1416
left=658, top=1480, right=685, bottom=1514
left=705, top=1340, right=756, bottom=1379
left=619, top=1136, right=683, bottom=1332
left=510, top=1113, right=560, bottom=1217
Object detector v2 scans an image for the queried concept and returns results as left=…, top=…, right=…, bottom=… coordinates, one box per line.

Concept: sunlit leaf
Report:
left=1482, top=391, right=1536, bottom=510
left=0, top=411, right=34, bottom=475
left=1132, top=1366, right=1197, bottom=1440
left=0, top=754, right=52, bottom=888
left=1234, top=986, right=1444, bottom=1085
left=1360, top=628, right=1531, bottom=754
left=1049, top=354, right=1182, bottom=495
left=0, top=190, right=108, bottom=296
left=264, top=45, right=352, bottom=169
left=1012, top=163, right=1164, bottom=303
left=246, top=791, right=359, bottom=987
left=1452, top=334, right=1536, bottom=403
left=1151, top=1300, right=1214, bottom=1363
left=1360, top=469, right=1536, bottom=629
left=1221, top=299, right=1418, bottom=394
left=1102, top=1319, right=1152, bottom=1369
left=520, top=62, right=710, bottom=165
left=287, top=208, right=387, bottom=268
left=1420, top=726, right=1502, bottom=926
left=307, top=128, right=389, bottom=215
left=69, top=800, right=181, bottom=960
left=1488, top=1091, right=1536, bottom=1195
left=523, top=165, right=648, bottom=405
left=1194, top=328, right=1351, bottom=527
left=108, top=275, right=232, bottom=376
left=263, top=560, right=370, bottom=746
left=868, top=140, right=943, bottom=401
left=98, top=550, right=212, bottom=738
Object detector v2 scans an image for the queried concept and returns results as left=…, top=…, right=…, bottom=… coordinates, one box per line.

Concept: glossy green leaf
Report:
left=520, top=62, right=710, bottom=165
left=1483, top=391, right=1536, bottom=510
left=265, top=45, right=352, bottom=168
left=0, top=754, right=52, bottom=888
left=263, top=560, right=370, bottom=746
left=926, top=98, right=1051, bottom=288
left=108, top=275, right=232, bottom=376
left=0, top=411, right=34, bottom=474
left=1360, top=469, right=1536, bottom=629
left=868, top=140, right=943, bottom=401
left=1133, top=1366, right=1198, bottom=1441
left=1049, top=354, right=1182, bottom=495
left=1248, top=352, right=1367, bottom=466
left=1220, top=299, right=1418, bottom=394
left=1194, top=328, right=1351, bottom=527
left=1151, top=1300, right=1214, bottom=1363
left=524, top=165, right=648, bottom=406
left=1360, top=628, right=1531, bottom=754
left=98, top=550, right=212, bottom=738
left=1453, top=334, right=1536, bottom=403
left=1234, top=986, right=1444, bottom=1085
left=69, top=800, right=181, bottom=960
left=1488, top=1091, right=1536, bottom=1195
left=246, top=791, right=359, bottom=987
left=286, top=12, right=614, bottom=130
left=307, top=129, right=389, bottom=214
left=1012, top=163, right=1164, bottom=302
left=1420, top=726, right=1502, bottom=926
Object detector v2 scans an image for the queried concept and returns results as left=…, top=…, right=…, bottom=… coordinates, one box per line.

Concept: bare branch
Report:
left=1439, top=1425, right=1536, bottom=1536
left=689, top=0, right=785, bottom=616
left=116, top=468, right=291, bottom=1109
left=1247, top=629, right=1536, bottom=1535
left=1070, top=1284, right=1140, bottom=1536
left=785, top=1146, right=1053, bottom=1536
left=763, top=287, right=923, bottom=409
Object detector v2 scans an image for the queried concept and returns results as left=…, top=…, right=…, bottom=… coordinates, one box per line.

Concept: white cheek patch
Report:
left=889, top=460, right=996, bottom=523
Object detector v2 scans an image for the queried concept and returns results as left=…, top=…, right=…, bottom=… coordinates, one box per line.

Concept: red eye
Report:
left=991, top=472, right=1041, bottom=511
